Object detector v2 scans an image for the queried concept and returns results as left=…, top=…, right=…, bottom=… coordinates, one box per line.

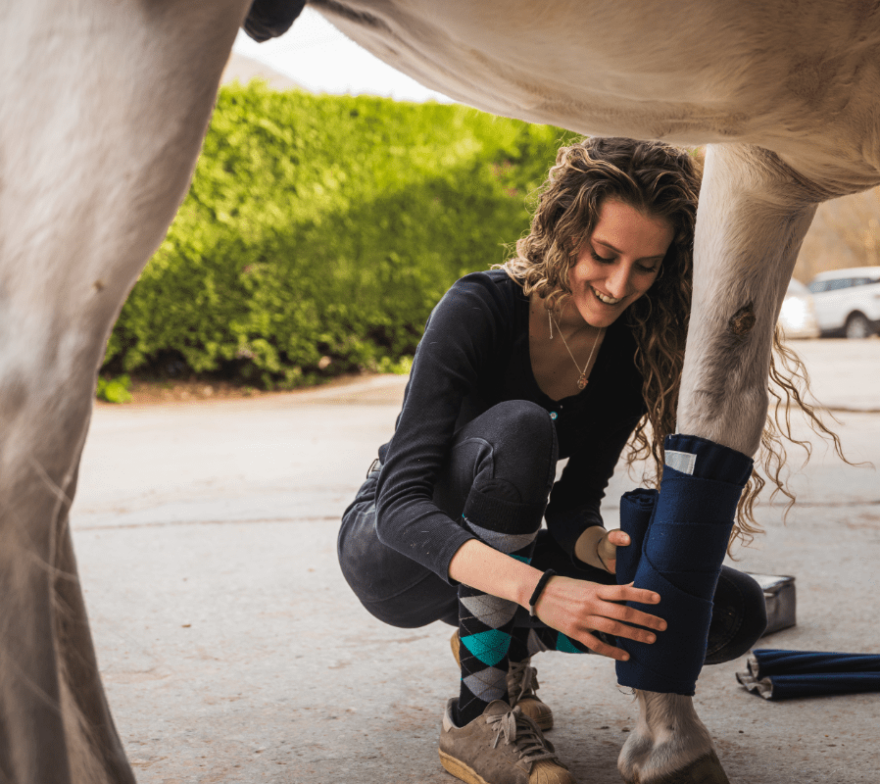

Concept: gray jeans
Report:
left=339, top=400, right=563, bottom=627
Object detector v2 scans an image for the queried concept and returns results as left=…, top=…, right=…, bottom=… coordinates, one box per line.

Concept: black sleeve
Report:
left=544, top=409, right=644, bottom=563
left=375, top=275, right=508, bottom=583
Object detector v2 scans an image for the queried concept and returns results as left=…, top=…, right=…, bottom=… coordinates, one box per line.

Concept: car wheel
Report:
left=844, top=313, right=873, bottom=339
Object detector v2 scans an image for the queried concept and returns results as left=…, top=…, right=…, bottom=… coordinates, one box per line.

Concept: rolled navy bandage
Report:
left=616, top=434, right=753, bottom=696
left=617, top=488, right=657, bottom=585
left=737, top=649, right=880, bottom=700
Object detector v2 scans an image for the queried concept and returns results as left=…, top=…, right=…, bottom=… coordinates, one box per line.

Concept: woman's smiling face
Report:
left=568, top=199, right=675, bottom=328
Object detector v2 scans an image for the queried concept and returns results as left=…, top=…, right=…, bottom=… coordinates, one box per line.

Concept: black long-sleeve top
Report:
left=375, top=269, right=647, bottom=583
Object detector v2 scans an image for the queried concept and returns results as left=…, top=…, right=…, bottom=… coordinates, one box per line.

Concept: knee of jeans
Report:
left=478, top=400, right=558, bottom=499
left=358, top=582, right=458, bottom=629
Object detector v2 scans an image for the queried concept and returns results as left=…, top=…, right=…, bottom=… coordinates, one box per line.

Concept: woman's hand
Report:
left=575, top=525, right=630, bottom=574
left=597, top=528, right=631, bottom=574
left=532, top=575, right=665, bottom=661
left=448, top=538, right=664, bottom=660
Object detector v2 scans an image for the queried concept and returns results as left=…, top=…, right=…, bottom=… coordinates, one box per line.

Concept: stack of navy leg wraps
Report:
left=616, top=434, right=753, bottom=695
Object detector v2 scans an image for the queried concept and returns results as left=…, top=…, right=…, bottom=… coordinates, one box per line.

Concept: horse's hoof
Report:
left=677, top=751, right=731, bottom=784
left=624, top=751, right=730, bottom=784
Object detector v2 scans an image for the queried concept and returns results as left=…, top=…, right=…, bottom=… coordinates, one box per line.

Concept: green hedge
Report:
left=103, top=82, right=576, bottom=388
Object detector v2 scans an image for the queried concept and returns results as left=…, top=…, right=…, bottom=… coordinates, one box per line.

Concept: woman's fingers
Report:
left=604, top=529, right=630, bottom=547
left=597, top=582, right=660, bottom=605
left=537, top=577, right=667, bottom=650
left=573, top=630, right=631, bottom=661
left=591, top=583, right=666, bottom=631
left=605, top=602, right=667, bottom=632
left=597, top=528, right=629, bottom=573
left=587, top=615, right=659, bottom=644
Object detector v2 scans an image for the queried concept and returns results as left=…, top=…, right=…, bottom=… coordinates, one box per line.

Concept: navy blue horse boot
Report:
left=616, top=434, right=753, bottom=696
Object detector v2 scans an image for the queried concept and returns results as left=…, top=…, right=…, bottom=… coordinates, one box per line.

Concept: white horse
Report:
left=2, top=1, right=878, bottom=782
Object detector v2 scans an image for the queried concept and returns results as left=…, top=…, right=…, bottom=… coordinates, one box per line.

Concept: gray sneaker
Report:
left=451, top=632, right=554, bottom=731
left=439, top=699, right=574, bottom=784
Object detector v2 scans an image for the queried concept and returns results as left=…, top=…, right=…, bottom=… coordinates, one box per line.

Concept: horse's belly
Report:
left=313, top=0, right=880, bottom=186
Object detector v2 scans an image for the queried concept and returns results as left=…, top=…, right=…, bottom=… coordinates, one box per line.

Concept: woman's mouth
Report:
left=591, top=286, right=624, bottom=305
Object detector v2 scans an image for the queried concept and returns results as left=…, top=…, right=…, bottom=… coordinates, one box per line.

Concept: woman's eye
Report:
left=590, top=250, right=614, bottom=263
left=639, top=265, right=659, bottom=274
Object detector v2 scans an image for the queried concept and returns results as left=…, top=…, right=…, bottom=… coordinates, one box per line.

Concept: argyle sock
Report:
left=509, top=623, right=593, bottom=661
left=508, top=625, right=538, bottom=663
left=455, top=488, right=542, bottom=727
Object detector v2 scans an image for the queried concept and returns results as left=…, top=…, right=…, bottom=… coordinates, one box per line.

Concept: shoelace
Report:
left=508, top=660, right=540, bottom=704
left=485, top=706, right=558, bottom=767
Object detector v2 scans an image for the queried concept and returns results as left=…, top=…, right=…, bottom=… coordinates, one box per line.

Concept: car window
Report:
left=809, top=271, right=880, bottom=293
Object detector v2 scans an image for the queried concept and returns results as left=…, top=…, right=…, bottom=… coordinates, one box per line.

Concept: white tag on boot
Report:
left=665, top=450, right=697, bottom=475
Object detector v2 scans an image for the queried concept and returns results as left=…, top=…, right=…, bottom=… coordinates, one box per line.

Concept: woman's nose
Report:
left=605, top=265, right=631, bottom=298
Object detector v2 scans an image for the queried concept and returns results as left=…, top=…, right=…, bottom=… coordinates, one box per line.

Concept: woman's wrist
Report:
left=448, top=538, right=544, bottom=609
left=574, top=525, right=609, bottom=571
left=528, top=569, right=557, bottom=616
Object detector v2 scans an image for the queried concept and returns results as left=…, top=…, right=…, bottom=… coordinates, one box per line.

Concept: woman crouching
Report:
left=338, top=137, right=766, bottom=784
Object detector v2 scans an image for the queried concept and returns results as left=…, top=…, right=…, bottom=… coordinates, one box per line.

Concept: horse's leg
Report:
left=0, top=2, right=250, bottom=781
left=53, top=467, right=135, bottom=784
left=618, top=143, right=821, bottom=784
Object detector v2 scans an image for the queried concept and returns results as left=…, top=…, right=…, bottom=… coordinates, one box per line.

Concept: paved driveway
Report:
left=71, top=339, right=880, bottom=784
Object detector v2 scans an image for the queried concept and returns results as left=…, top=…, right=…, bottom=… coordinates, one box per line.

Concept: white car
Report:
left=807, top=266, right=880, bottom=339
left=778, top=279, right=820, bottom=339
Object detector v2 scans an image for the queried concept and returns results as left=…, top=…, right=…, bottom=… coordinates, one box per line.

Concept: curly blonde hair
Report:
left=500, top=137, right=845, bottom=549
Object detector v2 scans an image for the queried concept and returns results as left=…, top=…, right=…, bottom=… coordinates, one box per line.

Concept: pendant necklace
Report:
left=548, top=310, right=604, bottom=390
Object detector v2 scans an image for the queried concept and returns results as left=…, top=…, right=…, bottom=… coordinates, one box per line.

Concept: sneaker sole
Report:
left=439, top=750, right=493, bottom=784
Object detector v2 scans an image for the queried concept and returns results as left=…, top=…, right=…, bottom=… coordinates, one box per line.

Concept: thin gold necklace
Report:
left=548, top=310, right=604, bottom=390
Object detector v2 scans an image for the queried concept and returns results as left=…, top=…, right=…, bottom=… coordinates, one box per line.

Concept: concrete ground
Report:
left=71, top=339, right=880, bottom=784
